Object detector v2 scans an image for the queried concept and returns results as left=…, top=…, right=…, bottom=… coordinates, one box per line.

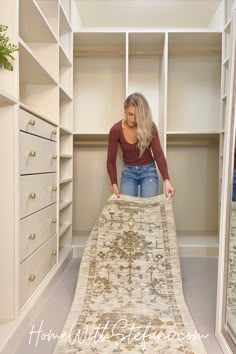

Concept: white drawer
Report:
left=20, top=131, right=57, bottom=174
left=20, top=173, right=57, bottom=219
left=20, top=233, right=57, bottom=307
left=20, top=203, right=57, bottom=263
left=19, top=108, right=57, bottom=141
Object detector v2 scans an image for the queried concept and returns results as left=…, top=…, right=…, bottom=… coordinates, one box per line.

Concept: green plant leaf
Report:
left=0, top=24, right=18, bottom=71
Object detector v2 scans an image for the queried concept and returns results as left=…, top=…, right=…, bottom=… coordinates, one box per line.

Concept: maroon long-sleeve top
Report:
left=107, top=120, right=170, bottom=185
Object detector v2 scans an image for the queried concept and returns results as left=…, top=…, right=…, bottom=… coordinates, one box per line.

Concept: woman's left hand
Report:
left=164, top=179, right=175, bottom=198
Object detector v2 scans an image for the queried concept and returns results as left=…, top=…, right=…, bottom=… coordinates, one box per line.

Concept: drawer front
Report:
left=20, top=131, right=57, bottom=174
left=20, top=173, right=57, bottom=219
left=19, top=108, right=57, bottom=141
left=20, top=203, right=57, bottom=262
left=20, top=233, right=57, bottom=307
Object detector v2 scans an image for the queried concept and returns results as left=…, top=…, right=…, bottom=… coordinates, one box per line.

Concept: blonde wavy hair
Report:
left=124, top=92, right=153, bottom=157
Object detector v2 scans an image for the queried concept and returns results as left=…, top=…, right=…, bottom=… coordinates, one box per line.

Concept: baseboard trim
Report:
left=0, top=249, right=73, bottom=354
left=73, top=245, right=84, bottom=258
left=179, top=245, right=218, bottom=257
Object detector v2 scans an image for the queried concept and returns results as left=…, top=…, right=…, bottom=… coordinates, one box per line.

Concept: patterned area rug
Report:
left=227, top=201, right=236, bottom=340
left=53, top=194, right=207, bottom=353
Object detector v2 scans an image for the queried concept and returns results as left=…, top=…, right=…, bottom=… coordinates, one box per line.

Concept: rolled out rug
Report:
left=53, top=194, right=207, bottom=353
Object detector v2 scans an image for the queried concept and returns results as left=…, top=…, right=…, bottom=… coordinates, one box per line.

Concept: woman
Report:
left=107, top=92, right=175, bottom=198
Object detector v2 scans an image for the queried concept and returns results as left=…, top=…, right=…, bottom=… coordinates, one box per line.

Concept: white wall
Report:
left=208, top=1, right=224, bottom=29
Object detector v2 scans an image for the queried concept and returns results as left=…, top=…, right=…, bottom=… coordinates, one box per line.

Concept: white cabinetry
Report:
left=19, top=110, right=58, bottom=307
left=0, top=0, right=73, bottom=334
left=167, top=32, right=221, bottom=242
left=73, top=30, right=222, bottom=254
left=219, top=0, right=234, bottom=206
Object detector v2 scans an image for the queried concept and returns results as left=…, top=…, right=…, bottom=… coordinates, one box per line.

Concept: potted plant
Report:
left=0, top=25, right=18, bottom=71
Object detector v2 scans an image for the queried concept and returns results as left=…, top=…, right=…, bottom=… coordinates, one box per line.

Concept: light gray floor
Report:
left=14, top=257, right=223, bottom=354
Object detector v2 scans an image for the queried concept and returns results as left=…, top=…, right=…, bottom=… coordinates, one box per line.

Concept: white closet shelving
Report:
left=73, top=32, right=126, bottom=134
left=19, top=0, right=60, bottom=124
left=0, top=0, right=229, bottom=351
left=59, top=0, right=73, bottom=258
left=73, top=30, right=222, bottom=254
left=167, top=32, right=221, bottom=242
left=128, top=32, right=167, bottom=149
left=219, top=0, right=234, bottom=209
left=0, top=1, right=73, bottom=337
left=0, top=0, right=19, bottom=324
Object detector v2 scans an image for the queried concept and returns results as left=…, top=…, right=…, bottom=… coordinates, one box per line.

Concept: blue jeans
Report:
left=120, top=162, right=159, bottom=198
left=233, top=170, right=236, bottom=201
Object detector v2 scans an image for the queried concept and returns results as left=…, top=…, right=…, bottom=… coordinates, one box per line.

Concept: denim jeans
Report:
left=233, top=170, right=236, bottom=201
left=120, top=162, right=158, bottom=198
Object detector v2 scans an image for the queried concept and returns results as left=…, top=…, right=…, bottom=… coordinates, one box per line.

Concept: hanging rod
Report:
left=73, top=49, right=221, bottom=57
left=167, top=140, right=218, bottom=146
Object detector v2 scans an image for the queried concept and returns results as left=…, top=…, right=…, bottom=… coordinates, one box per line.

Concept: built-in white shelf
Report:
left=73, top=133, right=108, bottom=146
left=59, top=223, right=72, bottom=238
left=60, top=126, right=72, bottom=135
left=60, top=153, right=72, bottom=159
left=36, top=0, right=59, bottom=39
left=129, top=32, right=164, bottom=54
left=25, top=41, right=59, bottom=82
left=19, top=0, right=57, bottom=43
left=59, top=200, right=72, bottom=211
left=223, top=56, right=230, bottom=65
left=59, top=5, right=72, bottom=62
left=60, top=86, right=72, bottom=102
left=60, top=1, right=71, bottom=28
left=73, top=132, right=108, bottom=137
left=74, top=32, right=126, bottom=58
left=224, top=18, right=232, bottom=32
left=60, top=44, right=72, bottom=67
left=0, top=91, right=18, bottom=107
left=19, top=102, right=59, bottom=127
left=166, top=131, right=220, bottom=137
left=168, top=32, right=222, bottom=54
left=60, top=3, right=72, bottom=32
left=60, top=178, right=72, bottom=184
left=221, top=94, right=227, bottom=100
left=19, top=39, right=58, bottom=85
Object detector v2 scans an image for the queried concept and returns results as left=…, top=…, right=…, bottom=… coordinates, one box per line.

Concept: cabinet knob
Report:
left=51, top=186, right=57, bottom=192
left=29, top=150, right=36, bottom=157
left=28, top=119, right=35, bottom=126
left=51, top=155, right=57, bottom=160
left=28, top=193, right=36, bottom=199
left=51, top=218, right=57, bottom=224
left=52, top=129, right=57, bottom=135
left=28, top=233, right=36, bottom=240
left=28, top=274, right=36, bottom=282
left=51, top=250, right=57, bottom=256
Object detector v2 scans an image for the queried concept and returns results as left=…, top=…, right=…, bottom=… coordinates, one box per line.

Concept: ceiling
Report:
left=75, top=0, right=222, bottom=28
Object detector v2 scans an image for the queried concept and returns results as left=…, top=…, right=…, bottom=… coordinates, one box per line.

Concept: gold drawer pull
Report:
left=51, top=218, right=57, bottom=224
left=28, top=274, right=36, bottom=282
left=28, top=233, right=36, bottom=240
left=52, top=129, right=57, bottom=135
left=51, top=154, right=57, bottom=160
left=29, top=150, right=36, bottom=157
left=29, top=193, right=36, bottom=199
left=51, top=186, right=57, bottom=192
left=28, top=119, right=35, bottom=126
left=51, top=250, right=57, bottom=256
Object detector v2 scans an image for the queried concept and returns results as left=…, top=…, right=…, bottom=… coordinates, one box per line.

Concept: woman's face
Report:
left=124, top=105, right=136, bottom=127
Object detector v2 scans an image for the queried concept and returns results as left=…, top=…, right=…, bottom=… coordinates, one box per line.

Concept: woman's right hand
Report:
left=112, top=184, right=120, bottom=198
